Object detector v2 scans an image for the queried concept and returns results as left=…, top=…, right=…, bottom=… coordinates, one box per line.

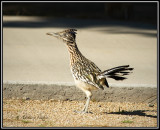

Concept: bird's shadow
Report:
left=104, top=110, right=157, bottom=118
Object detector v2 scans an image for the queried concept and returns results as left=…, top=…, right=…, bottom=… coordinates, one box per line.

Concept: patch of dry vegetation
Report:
left=3, top=99, right=157, bottom=127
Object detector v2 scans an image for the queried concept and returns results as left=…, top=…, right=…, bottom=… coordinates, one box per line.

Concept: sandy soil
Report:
left=3, top=99, right=157, bottom=127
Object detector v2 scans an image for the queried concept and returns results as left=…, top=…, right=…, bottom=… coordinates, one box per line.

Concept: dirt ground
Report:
left=3, top=99, right=157, bottom=128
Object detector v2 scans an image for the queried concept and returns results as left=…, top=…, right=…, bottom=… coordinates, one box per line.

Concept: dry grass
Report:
left=3, top=99, right=157, bottom=127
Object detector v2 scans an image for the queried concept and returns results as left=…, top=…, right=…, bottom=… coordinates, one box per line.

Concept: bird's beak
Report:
left=46, top=32, right=59, bottom=38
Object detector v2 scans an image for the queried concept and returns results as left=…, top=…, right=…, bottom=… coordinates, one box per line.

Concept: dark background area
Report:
left=2, top=2, right=158, bottom=25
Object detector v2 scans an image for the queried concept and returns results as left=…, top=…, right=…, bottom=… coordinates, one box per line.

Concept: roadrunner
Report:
left=47, top=29, right=133, bottom=113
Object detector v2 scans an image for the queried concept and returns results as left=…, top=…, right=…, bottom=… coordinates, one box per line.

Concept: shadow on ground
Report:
left=3, top=17, right=157, bottom=37
left=106, top=110, right=157, bottom=118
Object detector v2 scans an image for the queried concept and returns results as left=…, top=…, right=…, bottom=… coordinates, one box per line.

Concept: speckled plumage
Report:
left=47, top=29, right=133, bottom=113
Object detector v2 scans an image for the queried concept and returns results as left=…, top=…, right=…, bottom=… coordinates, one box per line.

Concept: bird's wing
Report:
left=71, top=60, right=103, bottom=89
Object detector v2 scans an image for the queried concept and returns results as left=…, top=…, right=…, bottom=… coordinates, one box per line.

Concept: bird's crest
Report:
left=57, top=29, right=77, bottom=43
left=47, top=29, right=77, bottom=43
left=62, top=29, right=77, bottom=43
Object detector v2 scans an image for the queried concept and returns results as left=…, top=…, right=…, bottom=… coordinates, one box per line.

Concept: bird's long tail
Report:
left=98, top=65, right=134, bottom=80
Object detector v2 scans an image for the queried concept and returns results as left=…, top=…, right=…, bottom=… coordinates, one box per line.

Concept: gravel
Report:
left=3, top=99, right=157, bottom=127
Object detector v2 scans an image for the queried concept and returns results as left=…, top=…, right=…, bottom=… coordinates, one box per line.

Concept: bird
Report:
left=46, top=29, right=134, bottom=113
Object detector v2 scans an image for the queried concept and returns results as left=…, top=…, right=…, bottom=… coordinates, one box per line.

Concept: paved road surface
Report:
left=3, top=16, right=157, bottom=87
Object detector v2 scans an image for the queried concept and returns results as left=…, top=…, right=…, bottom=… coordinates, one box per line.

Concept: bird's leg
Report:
left=82, top=96, right=91, bottom=113
left=74, top=90, right=92, bottom=114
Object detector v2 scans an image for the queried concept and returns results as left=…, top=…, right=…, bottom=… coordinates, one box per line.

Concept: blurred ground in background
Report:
left=2, top=2, right=158, bottom=86
left=3, top=16, right=157, bottom=86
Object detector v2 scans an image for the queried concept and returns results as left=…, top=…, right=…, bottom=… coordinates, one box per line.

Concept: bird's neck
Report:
left=66, top=42, right=83, bottom=65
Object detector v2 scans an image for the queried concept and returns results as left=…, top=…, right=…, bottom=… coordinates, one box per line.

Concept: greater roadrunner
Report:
left=47, top=29, right=133, bottom=113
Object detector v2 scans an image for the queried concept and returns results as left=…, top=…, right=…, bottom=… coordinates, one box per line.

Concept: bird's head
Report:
left=46, top=29, right=77, bottom=44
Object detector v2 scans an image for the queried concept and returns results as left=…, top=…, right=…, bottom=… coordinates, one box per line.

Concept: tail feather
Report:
left=98, top=65, right=134, bottom=80
left=107, top=75, right=127, bottom=80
